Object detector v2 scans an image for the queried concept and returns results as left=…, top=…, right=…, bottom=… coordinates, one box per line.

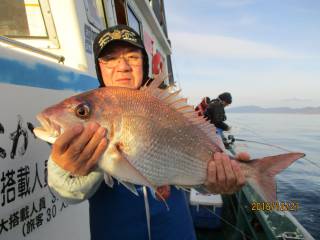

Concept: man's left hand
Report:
left=205, top=152, right=249, bottom=194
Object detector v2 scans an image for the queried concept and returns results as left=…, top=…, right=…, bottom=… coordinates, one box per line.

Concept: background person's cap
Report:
left=218, top=92, right=232, bottom=104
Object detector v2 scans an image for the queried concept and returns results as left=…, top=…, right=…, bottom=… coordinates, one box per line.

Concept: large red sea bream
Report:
left=34, top=77, right=304, bottom=201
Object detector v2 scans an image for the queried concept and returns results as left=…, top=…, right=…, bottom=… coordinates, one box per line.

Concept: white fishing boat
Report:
left=0, top=1, right=314, bottom=239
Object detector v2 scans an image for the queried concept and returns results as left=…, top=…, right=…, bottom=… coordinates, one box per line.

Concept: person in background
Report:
left=201, top=92, right=232, bottom=132
left=195, top=96, right=210, bottom=117
left=47, top=25, right=247, bottom=240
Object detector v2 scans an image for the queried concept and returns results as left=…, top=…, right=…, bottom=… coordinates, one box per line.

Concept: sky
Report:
left=164, top=0, right=320, bottom=108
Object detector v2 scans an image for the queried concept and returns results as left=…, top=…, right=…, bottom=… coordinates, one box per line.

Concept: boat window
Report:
left=84, top=0, right=107, bottom=30
left=0, top=0, right=47, bottom=37
left=149, top=0, right=165, bottom=27
left=0, top=0, right=59, bottom=48
left=114, top=0, right=127, bottom=25
left=127, top=5, right=141, bottom=35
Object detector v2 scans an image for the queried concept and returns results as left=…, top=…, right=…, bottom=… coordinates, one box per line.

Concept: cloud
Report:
left=171, top=32, right=292, bottom=59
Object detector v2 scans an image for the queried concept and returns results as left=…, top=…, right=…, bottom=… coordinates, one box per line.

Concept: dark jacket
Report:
left=204, top=98, right=230, bottom=131
left=89, top=182, right=196, bottom=240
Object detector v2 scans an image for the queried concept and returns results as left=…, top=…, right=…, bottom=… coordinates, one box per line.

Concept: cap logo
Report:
left=98, top=29, right=138, bottom=49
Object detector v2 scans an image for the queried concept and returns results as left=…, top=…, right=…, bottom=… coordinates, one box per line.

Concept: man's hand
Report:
left=51, top=122, right=108, bottom=176
left=205, top=152, right=249, bottom=194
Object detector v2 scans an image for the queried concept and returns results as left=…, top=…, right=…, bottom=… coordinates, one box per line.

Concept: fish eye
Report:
left=75, top=103, right=90, bottom=119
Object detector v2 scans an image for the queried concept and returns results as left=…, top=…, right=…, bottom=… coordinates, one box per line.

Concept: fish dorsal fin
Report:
left=169, top=97, right=188, bottom=108
left=141, top=74, right=169, bottom=92
left=162, top=89, right=182, bottom=102
left=99, top=144, right=157, bottom=190
left=143, top=75, right=223, bottom=150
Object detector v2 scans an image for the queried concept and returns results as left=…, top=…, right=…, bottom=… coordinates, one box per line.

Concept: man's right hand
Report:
left=51, top=122, right=108, bottom=176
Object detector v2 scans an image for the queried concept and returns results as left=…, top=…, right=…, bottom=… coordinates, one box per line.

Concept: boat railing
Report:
left=0, top=35, right=65, bottom=64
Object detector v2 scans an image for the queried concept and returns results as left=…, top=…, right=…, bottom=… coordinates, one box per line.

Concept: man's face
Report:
left=99, top=45, right=144, bottom=89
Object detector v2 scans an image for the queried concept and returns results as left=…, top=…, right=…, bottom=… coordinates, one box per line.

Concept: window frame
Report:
left=83, top=0, right=107, bottom=31
left=126, top=3, right=142, bottom=36
left=1, top=0, right=60, bottom=49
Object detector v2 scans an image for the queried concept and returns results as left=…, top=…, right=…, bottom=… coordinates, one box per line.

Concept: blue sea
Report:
left=228, top=113, right=320, bottom=239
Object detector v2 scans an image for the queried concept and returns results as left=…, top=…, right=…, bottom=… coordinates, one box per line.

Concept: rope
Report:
left=143, top=186, right=152, bottom=240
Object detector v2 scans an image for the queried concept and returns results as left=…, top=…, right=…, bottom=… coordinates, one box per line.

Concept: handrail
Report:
left=0, top=35, right=65, bottom=63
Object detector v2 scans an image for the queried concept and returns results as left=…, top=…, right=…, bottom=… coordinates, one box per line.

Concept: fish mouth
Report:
left=33, top=114, right=63, bottom=144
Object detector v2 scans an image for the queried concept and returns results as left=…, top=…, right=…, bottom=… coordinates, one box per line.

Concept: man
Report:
left=203, top=92, right=232, bottom=132
left=48, top=25, right=246, bottom=240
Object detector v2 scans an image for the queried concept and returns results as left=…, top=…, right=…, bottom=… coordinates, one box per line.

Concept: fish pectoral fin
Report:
left=98, top=144, right=153, bottom=189
left=103, top=174, right=114, bottom=188
left=118, top=180, right=139, bottom=196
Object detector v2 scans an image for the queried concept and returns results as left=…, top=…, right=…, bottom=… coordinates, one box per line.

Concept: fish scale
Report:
left=119, top=110, right=212, bottom=186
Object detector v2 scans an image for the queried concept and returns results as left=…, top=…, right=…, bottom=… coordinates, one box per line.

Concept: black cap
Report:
left=218, top=92, right=232, bottom=104
left=93, top=25, right=149, bottom=87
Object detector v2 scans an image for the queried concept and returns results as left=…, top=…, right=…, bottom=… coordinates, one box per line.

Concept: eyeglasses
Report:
left=99, top=53, right=143, bottom=68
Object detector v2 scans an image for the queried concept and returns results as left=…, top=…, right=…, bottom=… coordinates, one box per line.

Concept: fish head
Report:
left=34, top=88, right=122, bottom=144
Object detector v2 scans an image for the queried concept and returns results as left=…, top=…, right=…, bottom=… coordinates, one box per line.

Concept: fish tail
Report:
left=247, top=152, right=305, bottom=202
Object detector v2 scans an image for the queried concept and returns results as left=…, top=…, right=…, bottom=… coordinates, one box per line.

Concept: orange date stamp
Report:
left=251, top=201, right=299, bottom=212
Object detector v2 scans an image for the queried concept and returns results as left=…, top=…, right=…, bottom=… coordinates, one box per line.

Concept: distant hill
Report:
left=227, top=105, right=320, bottom=114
